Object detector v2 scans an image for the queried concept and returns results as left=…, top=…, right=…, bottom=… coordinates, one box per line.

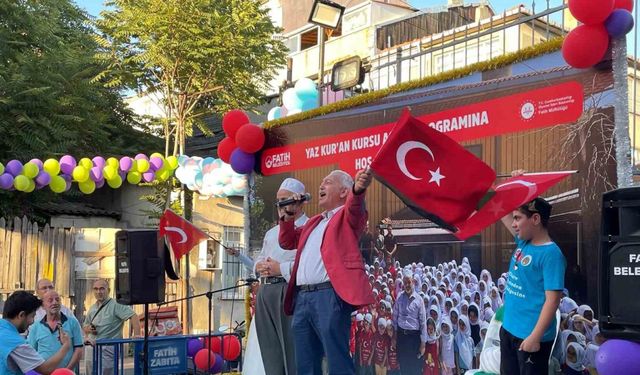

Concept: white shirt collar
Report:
left=322, top=205, right=344, bottom=220
left=294, top=214, right=308, bottom=226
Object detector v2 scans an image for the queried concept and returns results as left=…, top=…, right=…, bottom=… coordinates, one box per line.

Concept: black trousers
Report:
left=396, top=330, right=422, bottom=375
left=500, top=327, right=554, bottom=375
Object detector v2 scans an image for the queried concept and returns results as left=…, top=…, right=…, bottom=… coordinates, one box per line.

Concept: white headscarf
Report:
left=490, top=286, right=502, bottom=311
left=566, top=342, right=587, bottom=371
left=455, top=315, right=475, bottom=370
left=560, top=297, right=579, bottom=314
left=426, top=317, right=439, bottom=344
left=439, top=317, right=455, bottom=367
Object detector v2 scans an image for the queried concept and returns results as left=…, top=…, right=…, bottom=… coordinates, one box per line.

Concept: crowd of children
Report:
left=349, top=256, right=603, bottom=375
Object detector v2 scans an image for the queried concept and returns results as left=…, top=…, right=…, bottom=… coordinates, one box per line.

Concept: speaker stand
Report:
left=143, top=303, right=150, bottom=375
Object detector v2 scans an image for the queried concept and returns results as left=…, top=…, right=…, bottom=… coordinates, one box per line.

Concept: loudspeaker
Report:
left=599, top=187, right=640, bottom=340
left=115, top=229, right=165, bottom=305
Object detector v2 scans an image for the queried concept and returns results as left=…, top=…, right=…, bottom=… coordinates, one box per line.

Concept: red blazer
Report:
left=279, top=189, right=376, bottom=315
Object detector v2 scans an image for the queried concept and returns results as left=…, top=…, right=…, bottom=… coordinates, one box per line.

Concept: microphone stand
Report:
left=143, top=282, right=252, bottom=375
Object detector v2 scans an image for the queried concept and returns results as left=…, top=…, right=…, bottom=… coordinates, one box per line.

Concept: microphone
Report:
left=275, top=193, right=311, bottom=208
left=242, top=277, right=260, bottom=283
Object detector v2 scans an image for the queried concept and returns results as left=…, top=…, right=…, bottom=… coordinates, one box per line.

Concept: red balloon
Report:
left=194, top=349, right=217, bottom=370
left=51, top=370, right=74, bottom=375
left=222, top=110, right=250, bottom=138
left=568, top=0, right=615, bottom=24
left=204, top=336, right=222, bottom=353
left=562, top=24, right=610, bottom=69
left=221, top=335, right=241, bottom=361
left=217, top=137, right=237, bottom=164
left=615, top=0, right=634, bottom=11
left=235, top=124, right=265, bottom=153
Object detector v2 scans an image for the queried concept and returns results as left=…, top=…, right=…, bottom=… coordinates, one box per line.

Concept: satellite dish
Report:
left=218, top=325, right=229, bottom=332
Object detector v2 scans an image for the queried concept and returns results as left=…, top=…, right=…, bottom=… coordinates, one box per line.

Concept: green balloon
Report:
left=43, top=159, right=60, bottom=176
left=0, top=162, right=4, bottom=175
left=79, top=157, right=93, bottom=170
left=107, top=175, right=123, bottom=188
left=14, top=175, right=29, bottom=191
left=72, top=166, right=89, bottom=182
left=166, top=156, right=179, bottom=170
left=103, top=165, right=117, bottom=180
left=127, top=171, right=141, bottom=184
left=79, top=179, right=95, bottom=194
left=24, top=179, right=35, bottom=193
left=49, top=176, right=66, bottom=193
left=23, top=162, right=39, bottom=179
left=136, top=159, right=150, bottom=173
left=157, top=169, right=172, bottom=181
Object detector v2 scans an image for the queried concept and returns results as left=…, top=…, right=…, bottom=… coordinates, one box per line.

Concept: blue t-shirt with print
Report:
left=502, top=236, right=566, bottom=342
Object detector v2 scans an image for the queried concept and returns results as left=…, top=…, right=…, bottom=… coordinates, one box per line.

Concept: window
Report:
left=221, top=227, right=246, bottom=300
left=301, top=28, right=319, bottom=51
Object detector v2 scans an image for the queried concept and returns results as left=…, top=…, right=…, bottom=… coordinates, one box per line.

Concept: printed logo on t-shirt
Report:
left=521, top=255, right=532, bottom=267
left=514, top=248, right=523, bottom=262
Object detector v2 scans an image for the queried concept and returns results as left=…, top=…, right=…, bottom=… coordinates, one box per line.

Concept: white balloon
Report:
left=287, top=108, right=302, bottom=116
left=282, top=88, right=304, bottom=110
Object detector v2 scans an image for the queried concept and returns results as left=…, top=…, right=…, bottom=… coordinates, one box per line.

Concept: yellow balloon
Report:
left=106, top=157, right=119, bottom=169
left=43, top=159, right=60, bottom=176
left=24, top=179, right=36, bottom=193
left=79, top=179, right=96, bottom=194
left=166, top=156, right=179, bottom=170
left=14, top=175, right=29, bottom=191
left=49, top=176, right=66, bottom=193
left=79, top=157, right=93, bottom=170
left=127, top=171, right=141, bottom=184
left=0, top=162, right=4, bottom=175
left=136, top=159, right=150, bottom=173
left=72, top=166, right=89, bottom=182
left=23, top=162, right=39, bottom=179
left=107, top=175, right=123, bottom=189
left=157, top=169, right=172, bottom=181
left=150, top=152, right=164, bottom=159
left=103, top=165, right=117, bottom=180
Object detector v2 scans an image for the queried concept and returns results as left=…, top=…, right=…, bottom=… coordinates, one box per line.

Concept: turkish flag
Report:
left=159, top=209, right=209, bottom=260
left=454, top=171, right=574, bottom=240
left=370, top=111, right=496, bottom=231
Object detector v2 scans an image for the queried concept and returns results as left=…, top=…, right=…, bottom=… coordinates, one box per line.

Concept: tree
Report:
left=94, top=0, right=287, bottom=156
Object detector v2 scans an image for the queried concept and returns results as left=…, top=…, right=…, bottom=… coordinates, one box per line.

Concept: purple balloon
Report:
left=35, top=171, right=51, bottom=186
left=596, top=339, right=640, bottom=375
left=95, top=179, right=105, bottom=189
left=187, top=338, right=204, bottom=357
left=606, top=9, right=635, bottom=38
left=59, top=155, right=76, bottom=175
left=64, top=180, right=71, bottom=191
left=142, top=171, right=155, bottom=183
left=90, top=166, right=103, bottom=182
left=135, top=153, right=149, bottom=161
left=211, top=353, right=224, bottom=373
left=119, top=157, right=133, bottom=172
left=229, top=149, right=255, bottom=175
left=150, top=156, right=164, bottom=171
left=25, top=370, right=41, bottom=375
left=0, top=173, right=14, bottom=189
left=92, top=156, right=106, bottom=168
left=5, top=160, right=23, bottom=177
left=29, top=158, right=43, bottom=169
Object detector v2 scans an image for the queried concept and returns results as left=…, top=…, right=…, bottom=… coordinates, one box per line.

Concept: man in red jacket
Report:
left=279, top=168, right=376, bottom=375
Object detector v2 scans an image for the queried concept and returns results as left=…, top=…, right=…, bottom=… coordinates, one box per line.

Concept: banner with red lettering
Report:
left=260, top=81, right=584, bottom=176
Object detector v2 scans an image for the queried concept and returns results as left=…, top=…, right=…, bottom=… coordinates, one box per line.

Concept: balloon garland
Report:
left=174, top=156, right=248, bottom=197
left=218, top=110, right=264, bottom=175
left=562, top=0, right=634, bottom=69
left=267, top=78, right=320, bottom=121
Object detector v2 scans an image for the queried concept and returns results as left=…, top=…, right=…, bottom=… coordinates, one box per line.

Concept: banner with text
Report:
left=260, top=81, right=584, bottom=176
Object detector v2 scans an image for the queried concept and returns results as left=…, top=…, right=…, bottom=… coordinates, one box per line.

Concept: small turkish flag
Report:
left=159, top=209, right=209, bottom=260
left=454, top=171, right=575, bottom=240
left=370, top=111, right=496, bottom=231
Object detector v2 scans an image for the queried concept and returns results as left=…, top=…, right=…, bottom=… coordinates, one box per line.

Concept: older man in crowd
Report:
left=28, top=290, right=83, bottom=371
left=34, top=279, right=75, bottom=323
left=279, top=169, right=375, bottom=375
left=393, top=269, right=427, bottom=374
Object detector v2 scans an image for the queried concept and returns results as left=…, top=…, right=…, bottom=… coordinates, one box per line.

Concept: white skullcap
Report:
left=386, top=319, right=394, bottom=327
left=356, top=313, right=364, bottom=322
left=378, top=317, right=387, bottom=326
left=365, top=313, right=373, bottom=323
left=279, top=178, right=305, bottom=194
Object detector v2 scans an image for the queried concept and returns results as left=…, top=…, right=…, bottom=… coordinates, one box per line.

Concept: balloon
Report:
left=221, top=335, right=241, bottom=361
left=135, top=153, right=148, bottom=161
left=212, top=185, right=224, bottom=197
left=222, top=184, right=235, bottom=196
left=72, top=166, right=89, bottom=182
left=178, top=155, right=190, bottom=167
left=59, top=155, right=76, bottom=175
left=106, top=157, right=119, bottom=169
left=78, top=179, right=96, bottom=194
left=282, top=87, right=304, bottom=110
left=222, top=110, right=250, bottom=138
left=157, top=168, right=172, bottom=181
left=136, top=159, right=150, bottom=173
left=35, top=171, right=51, bottom=186
left=605, top=9, right=635, bottom=38
left=150, top=152, right=164, bottom=159
left=49, top=176, right=66, bottom=193
left=43, top=159, right=60, bottom=176
left=92, top=156, right=106, bottom=168
left=79, top=157, right=93, bottom=170
left=562, top=24, right=609, bottom=69
left=166, top=155, right=179, bottom=170
left=103, top=165, right=118, bottom=180
left=89, top=166, right=103, bottom=182
left=29, top=158, right=43, bottom=170
left=218, top=137, right=237, bottom=164
left=14, top=175, right=30, bottom=191
left=5, top=160, right=23, bottom=177
left=204, top=336, right=222, bottom=353
left=0, top=162, right=3, bottom=175
left=22, top=162, right=39, bottom=179
left=614, top=0, right=634, bottom=11
left=301, top=99, right=317, bottom=112
left=95, top=179, right=105, bottom=189
left=150, top=156, right=164, bottom=171
left=119, top=157, right=133, bottom=172
left=596, top=339, right=640, bottom=375
left=127, top=171, right=142, bottom=184
left=230, top=149, right=255, bottom=175
left=187, top=338, right=204, bottom=357
left=294, top=77, right=318, bottom=100
left=107, top=175, right=123, bottom=189
left=51, top=369, right=74, bottom=375
left=25, top=370, right=40, bottom=375
left=0, top=173, right=13, bottom=189
left=231, top=177, right=246, bottom=191
left=568, top=0, right=615, bottom=24
left=235, top=124, right=265, bottom=153
left=211, top=353, right=224, bottom=373
left=287, top=108, right=302, bottom=116
left=142, top=171, right=155, bottom=183
left=24, top=179, right=35, bottom=193
left=267, top=107, right=283, bottom=121
left=194, top=349, right=217, bottom=370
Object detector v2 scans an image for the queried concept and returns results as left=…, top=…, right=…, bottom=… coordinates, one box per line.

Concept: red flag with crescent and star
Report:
left=454, top=171, right=574, bottom=240
left=159, top=209, right=209, bottom=261
left=370, top=111, right=497, bottom=231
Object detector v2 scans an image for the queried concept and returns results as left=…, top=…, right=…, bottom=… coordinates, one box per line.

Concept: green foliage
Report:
left=94, top=0, right=288, bottom=154
left=139, top=178, right=183, bottom=225
left=249, top=175, right=270, bottom=244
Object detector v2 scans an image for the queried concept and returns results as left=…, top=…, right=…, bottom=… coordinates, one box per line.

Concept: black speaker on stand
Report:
left=599, top=187, right=640, bottom=340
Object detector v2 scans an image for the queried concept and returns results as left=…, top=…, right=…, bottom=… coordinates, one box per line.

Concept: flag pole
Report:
left=495, top=170, right=579, bottom=178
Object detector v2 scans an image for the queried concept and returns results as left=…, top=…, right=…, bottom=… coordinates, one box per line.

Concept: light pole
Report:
left=308, top=0, right=345, bottom=107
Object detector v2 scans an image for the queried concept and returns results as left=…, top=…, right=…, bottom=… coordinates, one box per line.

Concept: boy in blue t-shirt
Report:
left=499, top=178, right=566, bottom=375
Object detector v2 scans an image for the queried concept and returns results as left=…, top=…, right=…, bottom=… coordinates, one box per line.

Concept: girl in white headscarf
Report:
left=584, top=325, right=604, bottom=372
left=468, top=303, right=482, bottom=346
left=436, top=290, right=446, bottom=311
left=439, top=318, right=456, bottom=375
left=496, top=277, right=506, bottom=298
left=478, top=280, right=488, bottom=299
left=489, top=286, right=502, bottom=311
left=480, top=269, right=493, bottom=288
left=472, top=291, right=482, bottom=307
left=424, top=317, right=440, bottom=375
left=560, top=297, right=579, bottom=314
left=563, top=342, right=588, bottom=375
left=444, top=298, right=454, bottom=317
left=460, top=300, right=469, bottom=317
left=450, top=292, right=460, bottom=308
left=429, top=304, right=442, bottom=326
left=576, top=305, right=597, bottom=342
left=483, top=306, right=494, bottom=323
left=449, top=308, right=460, bottom=337
left=455, top=315, right=475, bottom=372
